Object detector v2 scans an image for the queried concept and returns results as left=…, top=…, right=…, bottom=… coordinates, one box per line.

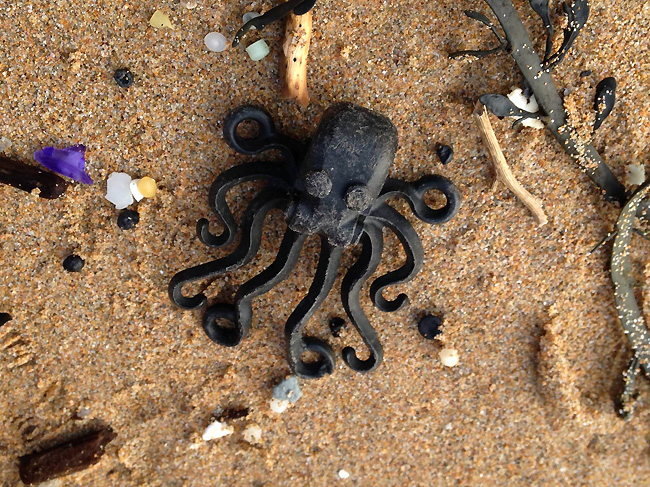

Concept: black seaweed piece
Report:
left=19, top=428, right=116, bottom=485
left=544, top=0, right=590, bottom=71
left=232, top=0, right=317, bottom=46
left=593, top=77, right=616, bottom=132
left=0, top=313, right=11, bottom=326
left=436, top=144, right=453, bottom=165
left=471, top=0, right=626, bottom=204
left=528, top=0, right=554, bottom=62
left=480, top=94, right=539, bottom=119
left=449, top=10, right=508, bottom=59
left=0, top=155, right=68, bottom=199
left=610, top=180, right=650, bottom=418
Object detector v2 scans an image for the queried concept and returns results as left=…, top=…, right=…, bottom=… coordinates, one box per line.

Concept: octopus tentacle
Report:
left=202, top=229, right=307, bottom=347
left=197, top=161, right=293, bottom=248
left=341, top=222, right=385, bottom=372
left=373, top=175, right=461, bottom=224
left=285, top=236, right=342, bottom=379
left=168, top=187, right=289, bottom=310
left=366, top=203, right=424, bottom=313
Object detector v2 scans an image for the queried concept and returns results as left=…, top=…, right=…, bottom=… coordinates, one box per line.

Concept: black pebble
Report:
left=0, top=313, right=11, bottom=327
left=63, top=255, right=85, bottom=273
left=329, top=317, right=346, bottom=337
left=418, top=314, right=442, bottom=340
left=114, top=68, right=134, bottom=88
left=436, top=144, right=453, bottom=165
left=117, top=210, right=140, bottom=230
left=579, top=70, right=592, bottom=78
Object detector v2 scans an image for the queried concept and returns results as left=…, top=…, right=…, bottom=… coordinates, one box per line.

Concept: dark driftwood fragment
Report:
left=0, top=155, right=68, bottom=199
left=594, top=77, right=616, bottom=131
left=611, top=180, right=650, bottom=418
left=19, top=428, right=116, bottom=485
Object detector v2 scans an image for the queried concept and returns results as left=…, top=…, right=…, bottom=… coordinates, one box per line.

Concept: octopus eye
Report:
left=305, top=170, right=332, bottom=198
left=345, top=184, right=371, bottom=211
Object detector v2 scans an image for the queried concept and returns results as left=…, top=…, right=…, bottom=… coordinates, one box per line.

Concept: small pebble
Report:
left=130, top=176, right=157, bottom=201
left=117, top=210, right=140, bottom=230
left=63, top=255, right=85, bottom=273
left=436, top=145, right=453, bottom=165
left=0, top=313, right=11, bottom=327
left=246, top=39, right=270, bottom=61
left=204, top=32, right=227, bottom=52
left=113, top=69, right=134, bottom=88
left=0, top=135, right=12, bottom=153
left=418, top=314, right=442, bottom=339
left=269, top=398, right=290, bottom=414
left=329, top=317, right=346, bottom=337
left=105, top=172, right=134, bottom=210
left=242, top=424, right=262, bottom=444
left=439, top=348, right=459, bottom=367
left=149, top=10, right=173, bottom=29
left=627, top=164, right=646, bottom=186
left=273, top=376, right=302, bottom=403
left=338, top=470, right=350, bottom=479
left=180, top=0, right=197, bottom=8
left=202, top=420, right=234, bottom=441
left=579, top=70, right=592, bottom=77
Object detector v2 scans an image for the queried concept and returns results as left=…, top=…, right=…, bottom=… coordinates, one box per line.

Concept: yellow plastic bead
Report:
left=137, top=177, right=157, bottom=198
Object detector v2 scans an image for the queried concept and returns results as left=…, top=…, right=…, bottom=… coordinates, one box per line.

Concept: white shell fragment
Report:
left=246, top=39, right=270, bottom=61
left=242, top=424, right=262, bottom=444
left=507, top=88, right=545, bottom=129
left=204, top=32, right=227, bottom=52
left=130, top=179, right=144, bottom=201
left=338, top=469, right=350, bottom=479
left=269, top=398, right=290, bottom=414
left=106, top=172, right=134, bottom=210
left=202, top=420, right=234, bottom=441
left=627, top=164, right=646, bottom=186
left=440, top=348, right=459, bottom=367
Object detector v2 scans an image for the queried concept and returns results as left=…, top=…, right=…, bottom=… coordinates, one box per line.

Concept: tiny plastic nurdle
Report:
left=137, top=177, right=157, bottom=198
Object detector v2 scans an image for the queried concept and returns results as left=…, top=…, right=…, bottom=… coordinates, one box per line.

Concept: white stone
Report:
left=202, top=420, right=234, bottom=441
left=439, top=348, right=459, bottom=367
left=270, top=398, right=290, bottom=414
left=246, top=39, right=270, bottom=61
left=627, top=164, right=646, bottom=185
left=243, top=424, right=262, bottom=444
left=507, top=88, right=545, bottom=129
left=338, top=469, right=350, bottom=479
left=204, top=32, right=227, bottom=52
left=106, top=172, right=134, bottom=209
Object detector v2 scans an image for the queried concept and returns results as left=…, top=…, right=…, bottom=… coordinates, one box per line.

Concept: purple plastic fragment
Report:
left=34, top=145, right=93, bottom=184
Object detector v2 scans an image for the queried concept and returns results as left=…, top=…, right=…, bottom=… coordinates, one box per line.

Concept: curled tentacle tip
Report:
left=202, top=303, right=243, bottom=347
left=373, top=293, right=408, bottom=313
left=196, top=218, right=231, bottom=248
left=168, top=278, right=208, bottom=310
left=342, top=347, right=379, bottom=373
left=293, top=337, right=336, bottom=379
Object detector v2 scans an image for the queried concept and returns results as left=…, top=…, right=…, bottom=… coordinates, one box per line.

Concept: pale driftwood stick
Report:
left=281, top=11, right=312, bottom=107
left=473, top=101, right=548, bottom=225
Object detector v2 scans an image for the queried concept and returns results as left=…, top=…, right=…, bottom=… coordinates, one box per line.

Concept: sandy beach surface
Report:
left=1, top=0, right=650, bottom=485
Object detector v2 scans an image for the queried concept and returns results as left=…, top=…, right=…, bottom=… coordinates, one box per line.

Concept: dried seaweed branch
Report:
left=473, top=102, right=548, bottom=225
left=466, top=0, right=627, bottom=204
left=611, top=180, right=650, bottom=418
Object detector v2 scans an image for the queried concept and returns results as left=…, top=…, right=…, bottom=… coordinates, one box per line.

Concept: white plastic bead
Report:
left=106, top=172, right=134, bottom=210
left=204, top=32, right=227, bottom=52
left=338, top=470, right=350, bottom=479
left=439, top=348, right=459, bottom=367
left=246, top=39, right=270, bottom=61
left=202, top=420, right=234, bottom=441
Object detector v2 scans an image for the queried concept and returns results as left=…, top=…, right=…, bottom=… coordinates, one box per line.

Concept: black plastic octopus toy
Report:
left=169, top=103, right=460, bottom=379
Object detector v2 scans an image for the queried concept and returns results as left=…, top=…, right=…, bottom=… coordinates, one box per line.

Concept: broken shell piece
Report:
left=149, top=10, right=173, bottom=29
left=439, top=348, right=459, bottom=367
left=202, top=420, right=234, bottom=441
left=269, top=398, right=290, bottom=414
left=130, top=177, right=157, bottom=201
left=507, top=88, right=544, bottom=129
left=627, top=164, right=645, bottom=186
left=242, top=424, right=262, bottom=444
left=106, top=172, right=134, bottom=210
left=246, top=39, right=270, bottom=61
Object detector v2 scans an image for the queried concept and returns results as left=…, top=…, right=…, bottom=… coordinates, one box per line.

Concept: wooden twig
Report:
left=281, top=11, right=312, bottom=107
left=473, top=101, right=548, bottom=225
